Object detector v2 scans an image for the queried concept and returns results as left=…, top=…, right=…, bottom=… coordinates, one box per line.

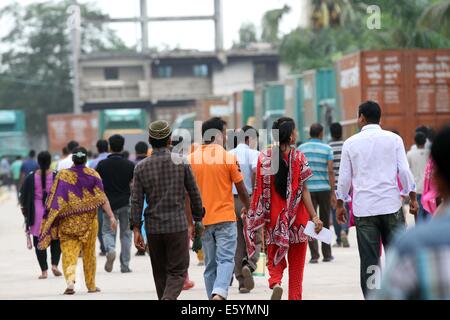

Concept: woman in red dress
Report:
left=245, top=117, right=323, bottom=300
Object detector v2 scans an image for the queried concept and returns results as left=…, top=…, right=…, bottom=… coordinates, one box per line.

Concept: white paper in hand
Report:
left=304, top=221, right=333, bottom=245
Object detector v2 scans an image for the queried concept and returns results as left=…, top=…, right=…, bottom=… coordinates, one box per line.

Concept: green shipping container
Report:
left=0, top=110, right=29, bottom=159
left=241, top=90, right=255, bottom=126
left=295, top=68, right=339, bottom=142
left=263, top=83, right=285, bottom=114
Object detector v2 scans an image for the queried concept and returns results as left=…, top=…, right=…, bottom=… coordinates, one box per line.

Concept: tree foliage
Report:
left=0, top=0, right=128, bottom=136
left=279, top=0, right=450, bottom=72
left=233, top=22, right=258, bottom=49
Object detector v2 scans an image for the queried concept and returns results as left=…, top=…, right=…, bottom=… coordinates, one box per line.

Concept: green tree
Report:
left=0, top=0, right=128, bottom=136
left=233, top=22, right=258, bottom=49
left=279, top=0, right=450, bottom=72
left=261, top=5, right=291, bottom=44
left=418, top=0, right=450, bottom=37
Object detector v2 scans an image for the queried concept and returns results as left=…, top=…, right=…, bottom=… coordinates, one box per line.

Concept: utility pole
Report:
left=68, top=1, right=81, bottom=114
left=91, top=0, right=224, bottom=53
left=140, top=0, right=149, bottom=52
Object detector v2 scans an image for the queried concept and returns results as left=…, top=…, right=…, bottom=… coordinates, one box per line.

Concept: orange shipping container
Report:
left=336, top=49, right=450, bottom=148
left=47, top=112, right=99, bottom=153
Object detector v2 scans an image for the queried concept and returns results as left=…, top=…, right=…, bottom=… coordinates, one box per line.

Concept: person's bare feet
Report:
left=51, top=265, right=62, bottom=277
left=38, top=271, right=48, bottom=280
left=88, top=287, right=101, bottom=293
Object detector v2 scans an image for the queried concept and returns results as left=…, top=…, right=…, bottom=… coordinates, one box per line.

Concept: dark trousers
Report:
left=355, top=210, right=405, bottom=299
left=14, top=179, right=20, bottom=202
left=33, top=236, right=61, bottom=272
left=234, top=196, right=261, bottom=287
left=148, top=230, right=190, bottom=300
left=308, top=191, right=332, bottom=260
left=97, top=209, right=106, bottom=253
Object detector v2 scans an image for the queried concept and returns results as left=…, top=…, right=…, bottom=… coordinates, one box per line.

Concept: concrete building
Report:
left=79, top=47, right=286, bottom=124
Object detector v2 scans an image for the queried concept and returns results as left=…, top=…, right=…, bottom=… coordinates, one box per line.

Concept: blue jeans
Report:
left=102, top=205, right=132, bottom=269
left=417, top=194, right=432, bottom=224
left=202, top=222, right=237, bottom=299
left=97, top=209, right=106, bottom=253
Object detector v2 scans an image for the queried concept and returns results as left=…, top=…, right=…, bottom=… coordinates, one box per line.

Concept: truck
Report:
left=99, top=109, right=149, bottom=153
left=0, top=110, right=30, bottom=160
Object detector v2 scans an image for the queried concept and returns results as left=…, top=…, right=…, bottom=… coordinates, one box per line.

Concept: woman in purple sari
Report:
left=38, top=147, right=117, bottom=295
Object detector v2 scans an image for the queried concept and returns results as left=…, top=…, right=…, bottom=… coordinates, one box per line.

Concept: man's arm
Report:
left=336, top=144, right=352, bottom=224
left=328, top=159, right=337, bottom=207
left=130, top=169, right=145, bottom=231
left=184, top=163, right=203, bottom=222
left=235, top=181, right=250, bottom=213
left=396, top=137, right=418, bottom=215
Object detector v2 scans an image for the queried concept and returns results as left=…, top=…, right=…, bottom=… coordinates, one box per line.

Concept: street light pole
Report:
left=68, top=1, right=81, bottom=114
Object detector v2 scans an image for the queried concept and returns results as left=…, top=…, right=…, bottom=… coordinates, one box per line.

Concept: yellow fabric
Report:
left=61, top=217, right=98, bottom=291
left=188, top=144, right=243, bottom=226
left=38, top=167, right=107, bottom=250
left=196, top=249, right=204, bottom=262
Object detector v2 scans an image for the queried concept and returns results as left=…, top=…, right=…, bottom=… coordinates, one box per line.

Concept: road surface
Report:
left=0, top=189, right=413, bottom=300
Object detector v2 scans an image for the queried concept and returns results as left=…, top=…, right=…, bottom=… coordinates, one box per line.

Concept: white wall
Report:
left=212, top=61, right=254, bottom=96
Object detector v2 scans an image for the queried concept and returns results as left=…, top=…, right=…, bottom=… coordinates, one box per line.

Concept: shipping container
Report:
left=336, top=49, right=450, bottom=148
left=0, top=110, right=29, bottom=159
left=197, top=96, right=234, bottom=125
left=152, top=104, right=197, bottom=126
left=232, top=90, right=255, bottom=127
left=47, top=112, right=99, bottom=153
left=294, top=68, right=338, bottom=142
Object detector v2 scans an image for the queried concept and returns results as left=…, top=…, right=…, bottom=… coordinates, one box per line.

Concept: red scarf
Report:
left=245, top=148, right=312, bottom=265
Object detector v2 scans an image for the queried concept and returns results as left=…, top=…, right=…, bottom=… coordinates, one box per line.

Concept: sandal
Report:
left=64, top=288, right=75, bottom=295
left=88, top=287, right=101, bottom=293
left=38, top=274, right=48, bottom=280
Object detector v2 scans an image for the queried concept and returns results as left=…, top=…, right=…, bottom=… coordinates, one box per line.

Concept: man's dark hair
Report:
left=122, top=150, right=130, bottom=159
left=62, top=147, right=69, bottom=156
left=171, top=136, right=183, bottom=147
left=108, top=134, right=125, bottom=153
left=242, top=125, right=259, bottom=141
left=96, top=139, right=109, bottom=153
left=149, top=136, right=171, bottom=149
left=330, top=122, right=342, bottom=140
left=135, top=141, right=149, bottom=154
left=310, top=123, right=324, bottom=138
left=29, top=150, right=36, bottom=158
left=358, top=101, right=381, bottom=124
left=67, top=140, right=79, bottom=153
left=414, top=132, right=427, bottom=147
left=202, top=117, right=227, bottom=144
left=415, top=125, right=429, bottom=136
left=431, top=126, right=450, bottom=186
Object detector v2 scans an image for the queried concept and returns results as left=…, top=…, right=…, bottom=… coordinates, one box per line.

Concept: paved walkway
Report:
left=0, top=190, right=413, bottom=300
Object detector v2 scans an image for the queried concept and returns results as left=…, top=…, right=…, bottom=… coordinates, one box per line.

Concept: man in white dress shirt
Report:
left=336, top=101, right=418, bottom=299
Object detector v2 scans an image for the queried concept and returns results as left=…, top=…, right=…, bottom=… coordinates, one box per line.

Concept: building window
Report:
left=158, top=66, right=172, bottom=78
left=193, top=64, right=208, bottom=77
left=104, top=67, right=119, bottom=80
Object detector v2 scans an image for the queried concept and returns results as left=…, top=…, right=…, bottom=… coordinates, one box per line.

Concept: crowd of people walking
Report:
left=9, top=99, right=450, bottom=300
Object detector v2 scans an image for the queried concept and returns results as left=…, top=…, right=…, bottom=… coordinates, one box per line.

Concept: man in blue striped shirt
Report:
left=299, top=123, right=336, bottom=263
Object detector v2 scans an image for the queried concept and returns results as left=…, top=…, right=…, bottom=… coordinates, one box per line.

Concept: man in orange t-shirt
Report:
left=188, top=117, right=250, bottom=300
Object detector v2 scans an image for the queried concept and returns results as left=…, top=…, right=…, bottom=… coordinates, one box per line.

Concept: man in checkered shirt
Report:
left=130, top=120, right=204, bottom=300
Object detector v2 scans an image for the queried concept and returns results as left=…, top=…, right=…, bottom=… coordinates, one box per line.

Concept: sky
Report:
left=0, top=0, right=310, bottom=51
